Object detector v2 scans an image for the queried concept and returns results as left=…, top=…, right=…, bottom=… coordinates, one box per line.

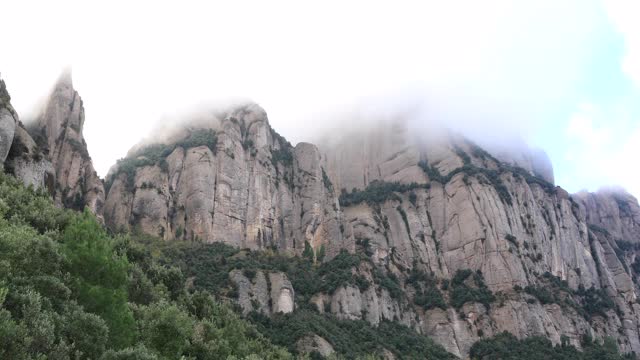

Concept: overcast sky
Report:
left=1, top=0, right=639, bottom=198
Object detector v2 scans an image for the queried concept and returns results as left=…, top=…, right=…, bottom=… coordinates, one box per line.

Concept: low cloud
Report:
left=560, top=102, right=640, bottom=197
left=1, top=0, right=638, bottom=199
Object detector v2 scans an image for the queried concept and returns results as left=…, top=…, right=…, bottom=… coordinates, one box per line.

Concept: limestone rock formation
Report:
left=102, top=102, right=640, bottom=358
left=29, top=71, right=104, bottom=216
left=1, top=78, right=55, bottom=190
left=314, top=120, right=640, bottom=357
left=104, top=103, right=343, bottom=258
left=230, top=269, right=295, bottom=315
left=296, top=335, right=335, bottom=357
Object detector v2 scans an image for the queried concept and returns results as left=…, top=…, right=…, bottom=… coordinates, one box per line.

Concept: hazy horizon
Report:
left=1, top=0, right=639, bottom=198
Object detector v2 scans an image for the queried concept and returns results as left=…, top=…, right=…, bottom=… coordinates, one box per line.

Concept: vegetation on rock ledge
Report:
left=470, top=331, right=634, bottom=360
left=105, top=128, right=218, bottom=193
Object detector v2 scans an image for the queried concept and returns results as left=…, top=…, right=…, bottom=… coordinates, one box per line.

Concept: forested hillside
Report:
left=1, top=172, right=634, bottom=359
left=0, top=173, right=290, bottom=359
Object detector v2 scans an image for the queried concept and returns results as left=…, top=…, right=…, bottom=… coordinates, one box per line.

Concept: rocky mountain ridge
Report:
left=102, top=98, right=640, bottom=357
left=2, top=74, right=640, bottom=358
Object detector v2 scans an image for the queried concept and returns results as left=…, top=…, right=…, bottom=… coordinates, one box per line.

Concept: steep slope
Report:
left=1, top=77, right=55, bottom=191
left=104, top=105, right=640, bottom=358
left=104, top=103, right=343, bottom=257
left=316, top=122, right=640, bottom=357
left=28, top=71, right=105, bottom=216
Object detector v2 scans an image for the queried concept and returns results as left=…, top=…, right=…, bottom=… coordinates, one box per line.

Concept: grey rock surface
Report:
left=102, top=104, right=640, bottom=358
left=30, top=71, right=105, bottom=217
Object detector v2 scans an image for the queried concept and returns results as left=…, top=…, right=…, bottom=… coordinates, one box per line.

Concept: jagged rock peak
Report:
left=28, top=70, right=105, bottom=217
left=104, top=102, right=341, bottom=256
left=102, top=100, right=640, bottom=357
left=0, top=77, right=55, bottom=190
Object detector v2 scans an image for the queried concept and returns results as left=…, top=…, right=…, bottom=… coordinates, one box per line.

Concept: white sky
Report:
left=1, top=0, right=639, bottom=198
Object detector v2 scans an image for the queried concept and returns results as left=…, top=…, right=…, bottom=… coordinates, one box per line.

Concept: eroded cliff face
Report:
left=0, top=79, right=16, bottom=168
left=1, top=78, right=55, bottom=191
left=28, top=71, right=105, bottom=216
left=103, top=104, right=640, bottom=358
left=104, top=104, right=343, bottom=257
left=315, top=123, right=640, bottom=357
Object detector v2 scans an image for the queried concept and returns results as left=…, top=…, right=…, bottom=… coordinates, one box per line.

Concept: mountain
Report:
left=103, top=100, right=640, bottom=358
left=3, top=73, right=640, bottom=359
left=27, top=71, right=105, bottom=216
left=103, top=103, right=343, bottom=257
left=1, top=72, right=104, bottom=218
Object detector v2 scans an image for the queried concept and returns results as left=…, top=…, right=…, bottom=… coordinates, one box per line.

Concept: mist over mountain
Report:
left=4, top=72, right=640, bottom=358
left=1, top=1, right=639, bottom=358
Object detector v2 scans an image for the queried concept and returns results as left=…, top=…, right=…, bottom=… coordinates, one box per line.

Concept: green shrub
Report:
left=406, top=268, right=446, bottom=310
left=449, top=270, right=495, bottom=310
left=322, top=167, right=334, bottom=193
left=0, top=173, right=291, bottom=359
left=469, top=331, right=632, bottom=359
left=302, top=241, right=314, bottom=260
left=105, top=129, right=218, bottom=192
left=408, top=191, right=418, bottom=206
left=249, top=310, right=455, bottom=359
left=271, top=147, right=294, bottom=167
left=339, top=180, right=427, bottom=207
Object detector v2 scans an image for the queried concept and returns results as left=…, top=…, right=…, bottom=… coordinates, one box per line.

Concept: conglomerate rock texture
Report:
left=1, top=74, right=104, bottom=219
left=1, top=78, right=55, bottom=191
left=104, top=104, right=344, bottom=257
left=6, top=71, right=638, bottom=358
left=29, top=71, right=105, bottom=216
left=104, top=106, right=640, bottom=357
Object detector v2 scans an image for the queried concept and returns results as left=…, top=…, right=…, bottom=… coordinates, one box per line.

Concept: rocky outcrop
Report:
left=575, top=189, right=640, bottom=243
left=1, top=78, right=55, bottom=190
left=102, top=102, right=640, bottom=357
left=104, top=104, right=343, bottom=257
left=230, top=269, right=295, bottom=315
left=6, top=124, right=55, bottom=191
left=296, top=335, right=335, bottom=357
left=314, top=120, right=640, bottom=357
left=29, top=71, right=104, bottom=216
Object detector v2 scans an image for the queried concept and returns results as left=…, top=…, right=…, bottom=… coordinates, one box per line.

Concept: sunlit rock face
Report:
left=27, top=71, right=105, bottom=217
left=104, top=104, right=640, bottom=357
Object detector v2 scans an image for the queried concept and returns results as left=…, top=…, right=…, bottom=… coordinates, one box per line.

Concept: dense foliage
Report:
left=449, top=269, right=495, bottom=310
left=149, top=240, right=402, bottom=306
left=0, top=173, right=290, bottom=359
left=470, top=331, right=635, bottom=360
left=250, top=310, right=456, bottom=359
left=418, top=160, right=513, bottom=205
left=2, top=171, right=632, bottom=359
left=339, top=180, right=428, bottom=207
left=519, top=271, right=617, bottom=320
left=406, top=267, right=446, bottom=311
